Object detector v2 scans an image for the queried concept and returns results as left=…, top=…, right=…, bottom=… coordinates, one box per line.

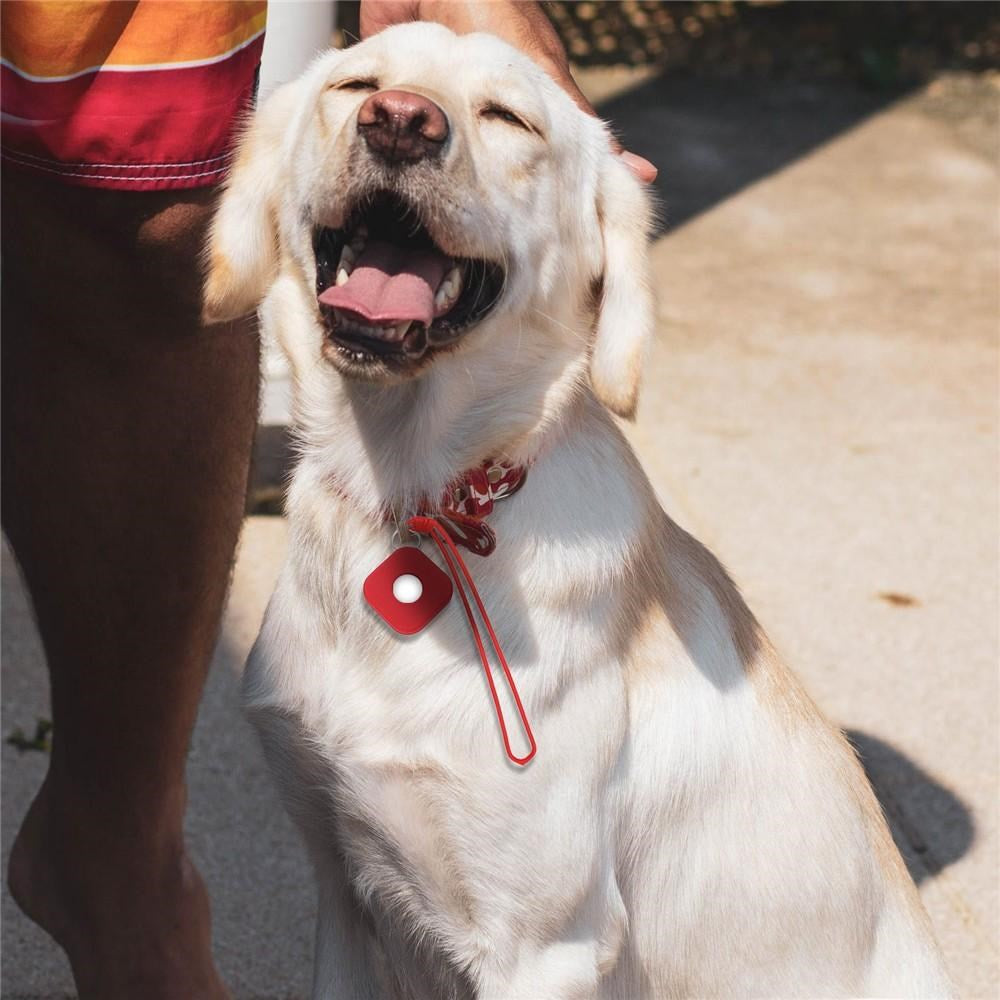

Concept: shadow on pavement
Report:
left=596, top=75, right=910, bottom=234
left=847, top=728, right=975, bottom=885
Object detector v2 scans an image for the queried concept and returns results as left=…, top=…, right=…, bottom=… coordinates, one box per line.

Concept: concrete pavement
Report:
left=3, top=71, right=997, bottom=998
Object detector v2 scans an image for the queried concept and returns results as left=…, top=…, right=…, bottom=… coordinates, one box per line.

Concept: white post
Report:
left=258, top=1, right=340, bottom=425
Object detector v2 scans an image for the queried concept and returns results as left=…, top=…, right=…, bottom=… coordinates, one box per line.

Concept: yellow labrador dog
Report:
left=204, top=22, right=952, bottom=1000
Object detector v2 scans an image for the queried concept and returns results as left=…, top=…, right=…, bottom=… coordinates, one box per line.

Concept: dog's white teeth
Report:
left=393, top=321, right=413, bottom=341
left=335, top=266, right=351, bottom=287
left=434, top=266, right=463, bottom=311
left=339, top=244, right=356, bottom=271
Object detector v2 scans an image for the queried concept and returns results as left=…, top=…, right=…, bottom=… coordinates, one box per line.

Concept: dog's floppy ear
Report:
left=202, top=84, right=298, bottom=324
left=589, top=157, right=655, bottom=419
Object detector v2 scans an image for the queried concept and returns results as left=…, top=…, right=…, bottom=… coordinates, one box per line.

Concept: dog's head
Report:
left=204, top=22, right=654, bottom=418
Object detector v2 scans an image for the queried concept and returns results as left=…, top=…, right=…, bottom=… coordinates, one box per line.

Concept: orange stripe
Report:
left=2, top=1, right=267, bottom=79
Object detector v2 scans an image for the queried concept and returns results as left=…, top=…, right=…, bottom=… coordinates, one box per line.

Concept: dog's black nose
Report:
left=357, top=90, right=449, bottom=163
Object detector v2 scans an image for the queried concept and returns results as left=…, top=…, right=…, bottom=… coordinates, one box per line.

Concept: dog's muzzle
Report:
left=314, top=189, right=505, bottom=377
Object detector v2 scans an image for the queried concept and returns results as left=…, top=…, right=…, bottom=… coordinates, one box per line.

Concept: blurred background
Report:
left=4, top=3, right=998, bottom=997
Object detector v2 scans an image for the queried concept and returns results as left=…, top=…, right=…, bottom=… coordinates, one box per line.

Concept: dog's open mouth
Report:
left=314, top=191, right=504, bottom=372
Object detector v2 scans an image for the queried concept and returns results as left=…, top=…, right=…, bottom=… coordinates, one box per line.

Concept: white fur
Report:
left=206, top=24, right=954, bottom=999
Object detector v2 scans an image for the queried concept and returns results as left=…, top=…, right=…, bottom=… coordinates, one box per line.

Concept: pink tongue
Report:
left=318, top=240, right=451, bottom=326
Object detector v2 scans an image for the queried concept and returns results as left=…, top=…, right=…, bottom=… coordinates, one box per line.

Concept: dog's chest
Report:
left=246, top=522, right=630, bottom=947
left=260, top=550, right=621, bottom=765
left=261, top=496, right=625, bottom=751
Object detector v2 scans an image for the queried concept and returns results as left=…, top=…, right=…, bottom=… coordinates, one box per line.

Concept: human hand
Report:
left=359, top=0, right=658, bottom=183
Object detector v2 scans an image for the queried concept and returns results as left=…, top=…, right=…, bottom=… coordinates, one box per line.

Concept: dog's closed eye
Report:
left=329, top=77, right=379, bottom=92
left=479, top=103, right=539, bottom=136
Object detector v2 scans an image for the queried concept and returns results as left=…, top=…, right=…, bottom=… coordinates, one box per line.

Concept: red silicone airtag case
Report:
left=363, top=546, right=453, bottom=635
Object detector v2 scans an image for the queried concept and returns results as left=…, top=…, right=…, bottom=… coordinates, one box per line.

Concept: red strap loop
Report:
left=408, top=515, right=537, bottom=766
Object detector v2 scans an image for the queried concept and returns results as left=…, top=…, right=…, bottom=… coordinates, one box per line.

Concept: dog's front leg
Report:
left=246, top=696, right=381, bottom=1000
left=477, top=945, right=608, bottom=1000
left=311, top=854, right=381, bottom=1000
left=474, top=857, right=627, bottom=1000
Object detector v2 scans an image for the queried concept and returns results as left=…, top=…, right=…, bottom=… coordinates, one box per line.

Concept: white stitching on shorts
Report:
left=4, top=147, right=231, bottom=169
left=2, top=149, right=228, bottom=182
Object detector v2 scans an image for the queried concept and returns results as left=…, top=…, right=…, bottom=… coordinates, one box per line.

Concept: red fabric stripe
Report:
left=1, top=33, right=262, bottom=189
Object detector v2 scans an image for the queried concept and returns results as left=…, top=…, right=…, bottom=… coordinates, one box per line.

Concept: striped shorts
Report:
left=1, top=0, right=267, bottom=190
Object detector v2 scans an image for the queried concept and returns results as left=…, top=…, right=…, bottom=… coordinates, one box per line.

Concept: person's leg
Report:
left=2, top=166, right=259, bottom=1000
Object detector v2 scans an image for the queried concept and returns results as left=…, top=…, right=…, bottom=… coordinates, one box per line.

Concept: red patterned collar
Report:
left=334, top=458, right=528, bottom=557
left=431, top=458, right=528, bottom=556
